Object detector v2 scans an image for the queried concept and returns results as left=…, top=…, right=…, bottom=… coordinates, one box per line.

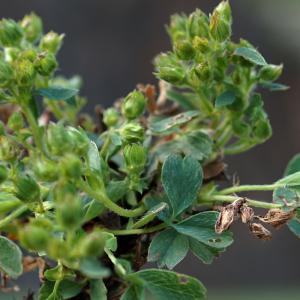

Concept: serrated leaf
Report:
left=133, top=203, right=168, bottom=229
left=172, top=211, right=233, bottom=249
left=132, top=269, right=206, bottom=300
left=189, top=237, right=224, bottom=264
left=149, top=111, right=198, bottom=134
left=79, top=257, right=110, bottom=279
left=0, top=236, right=22, bottom=278
left=148, top=228, right=189, bottom=269
left=215, top=90, right=236, bottom=109
left=234, top=47, right=267, bottom=66
left=284, top=154, right=300, bottom=176
left=90, top=279, right=107, bottom=300
left=162, top=154, right=203, bottom=217
left=36, top=87, right=78, bottom=100
left=260, top=81, right=289, bottom=92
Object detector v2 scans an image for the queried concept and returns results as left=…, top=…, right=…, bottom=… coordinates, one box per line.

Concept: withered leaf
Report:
left=258, top=208, right=295, bottom=229
left=249, top=223, right=272, bottom=240
left=204, top=161, right=226, bottom=181
left=240, top=205, right=254, bottom=223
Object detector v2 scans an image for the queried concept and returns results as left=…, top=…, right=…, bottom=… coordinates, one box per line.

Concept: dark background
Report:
left=1, top=1, right=300, bottom=299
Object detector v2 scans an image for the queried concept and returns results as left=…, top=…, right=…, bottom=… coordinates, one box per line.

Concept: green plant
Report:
left=0, top=2, right=299, bottom=299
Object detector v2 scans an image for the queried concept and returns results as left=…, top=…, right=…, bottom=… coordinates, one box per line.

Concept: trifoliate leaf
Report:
left=162, top=154, right=203, bottom=217
left=172, top=211, right=233, bottom=249
left=215, top=90, right=236, bottom=109
left=234, top=47, right=267, bottom=66
left=0, top=236, right=22, bottom=278
left=130, top=269, right=206, bottom=300
left=148, top=228, right=189, bottom=269
left=36, top=87, right=78, bottom=100
left=149, top=111, right=199, bottom=134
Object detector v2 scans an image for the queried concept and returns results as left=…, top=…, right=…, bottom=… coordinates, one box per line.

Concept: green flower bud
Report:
left=4, top=47, right=19, bottom=62
left=254, top=119, right=272, bottom=141
left=15, top=174, right=40, bottom=203
left=120, top=122, right=144, bottom=144
left=15, top=58, right=36, bottom=86
left=80, top=231, right=105, bottom=257
left=0, top=136, right=18, bottom=161
left=122, top=90, right=146, bottom=120
left=0, top=19, right=23, bottom=47
left=33, top=158, right=59, bottom=182
left=103, top=108, right=119, bottom=127
left=123, top=143, right=147, bottom=174
left=210, top=11, right=231, bottom=42
left=7, top=111, right=24, bottom=131
left=56, top=194, right=83, bottom=230
left=0, top=165, right=7, bottom=184
left=20, top=13, right=43, bottom=43
left=19, top=49, right=38, bottom=62
left=47, top=123, right=73, bottom=156
left=194, top=63, right=211, bottom=81
left=174, top=40, right=195, bottom=60
left=35, top=52, right=57, bottom=76
left=47, top=239, right=68, bottom=260
left=192, top=36, right=209, bottom=54
left=214, top=1, right=232, bottom=24
left=0, top=60, right=13, bottom=88
left=60, top=153, right=82, bottom=178
left=40, top=31, right=64, bottom=54
left=259, top=64, right=283, bottom=82
left=67, top=127, right=90, bottom=156
left=168, top=14, right=188, bottom=42
left=20, top=225, right=49, bottom=251
left=188, top=9, right=210, bottom=38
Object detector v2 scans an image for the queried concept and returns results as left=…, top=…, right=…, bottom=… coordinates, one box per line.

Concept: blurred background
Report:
left=1, top=0, right=300, bottom=299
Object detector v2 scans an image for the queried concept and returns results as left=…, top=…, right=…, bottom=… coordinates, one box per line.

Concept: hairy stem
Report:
left=0, top=205, right=28, bottom=229
left=106, top=223, right=167, bottom=235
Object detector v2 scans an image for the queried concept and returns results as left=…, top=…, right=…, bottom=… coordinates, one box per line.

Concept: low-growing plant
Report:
left=0, top=2, right=299, bottom=299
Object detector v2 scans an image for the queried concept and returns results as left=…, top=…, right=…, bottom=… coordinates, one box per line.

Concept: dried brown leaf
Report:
left=258, top=208, right=295, bottom=229
left=240, top=205, right=254, bottom=223
left=249, top=223, right=272, bottom=240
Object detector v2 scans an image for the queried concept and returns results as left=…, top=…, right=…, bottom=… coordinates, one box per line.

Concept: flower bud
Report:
left=168, top=14, right=188, bottom=42
left=47, top=123, right=73, bottom=156
left=254, top=119, right=272, bottom=141
left=193, top=63, right=211, bottom=81
left=15, top=174, right=40, bottom=203
left=4, top=47, right=19, bottom=62
left=0, top=19, right=23, bottom=47
left=103, top=108, right=119, bottom=127
left=214, top=1, right=232, bottom=24
left=20, top=13, right=43, bottom=43
left=19, top=225, right=49, bottom=251
left=0, top=165, right=7, bottom=184
left=120, top=122, right=144, bottom=144
left=158, top=66, right=185, bottom=84
left=188, top=9, right=210, bottom=38
left=122, top=90, right=146, bottom=120
left=8, top=111, right=24, bottom=131
left=19, top=49, right=38, bottom=62
left=80, top=231, right=105, bottom=257
left=47, top=239, right=68, bottom=260
left=33, top=158, right=59, bottom=182
left=40, top=31, right=64, bottom=54
left=60, top=153, right=82, bottom=179
left=15, top=58, right=36, bottom=86
left=123, top=143, right=147, bottom=174
left=174, top=40, right=195, bottom=60
left=259, top=64, right=283, bottom=82
left=0, top=136, right=18, bottom=161
left=0, top=60, right=13, bottom=88
left=67, top=127, right=90, bottom=156
left=192, top=37, right=209, bottom=54
left=56, top=194, right=83, bottom=231
left=210, top=10, right=231, bottom=42
left=35, top=52, right=57, bottom=76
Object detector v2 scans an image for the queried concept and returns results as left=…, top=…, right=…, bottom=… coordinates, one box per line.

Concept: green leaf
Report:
left=172, top=211, right=233, bottom=249
left=234, top=47, right=267, bottom=66
left=102, top=232, right=117, bottom=251
left=288, top=209, right=300, bottom=238
left=162, top=154, right=203, bottom=217
left=167, top=89, right=197, bottom=110
left=87, top=141, right=101, bottom=173
left=189, top=237, right=224, bottom=264
left=132, top=269, right=206, bottom=300
left=0, top=236, right=22, bottom=278
left=260, top=81, right=289, bottom=92
left=90, top=279, right=107, bottom=300
left=215, top=90, right=236, bottom=109
left=36, top=87, right=78, bottom=100
left=284, top=154, right=300, bottom=176
left=148, top=228, right=189, bottom=269
left=273, top=186, right=300, bottom=211
left=121, top=284, right=145, bottom=300
left=149, top=111, right=199, bottom=134
left=79, top=257, right=110, bottom=279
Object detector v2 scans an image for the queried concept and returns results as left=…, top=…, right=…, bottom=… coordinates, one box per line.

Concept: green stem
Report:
left=79, top=181, right=146, bottom=218
left=224, top=141, right=255, bottom=155
left=201, top=194, right=282, bottom=209
left=0, top=205, right=28, bottom=228
left=219, top=183, right=294, bottom=195
left=106, top=223, right=167, bottom=235
left=100, top=132, right=111, bottom=160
